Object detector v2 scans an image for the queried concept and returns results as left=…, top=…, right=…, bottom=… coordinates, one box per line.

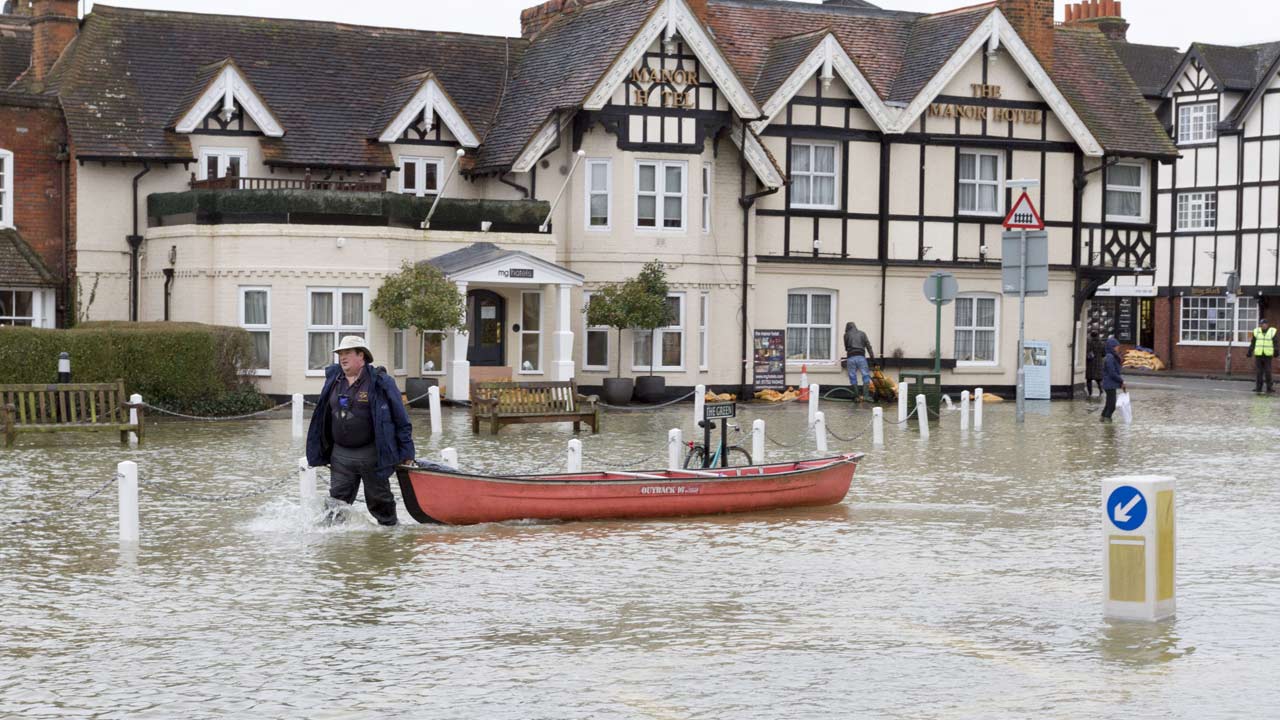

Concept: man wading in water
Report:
left=843, top=321, right=876, bottom=402
left=306, top=336, right=415, bottom=525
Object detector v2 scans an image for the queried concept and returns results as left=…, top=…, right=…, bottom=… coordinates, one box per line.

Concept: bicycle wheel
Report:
left=727, top=446, right=752, bottom=467
left=683, top=445, right=707, bottom=469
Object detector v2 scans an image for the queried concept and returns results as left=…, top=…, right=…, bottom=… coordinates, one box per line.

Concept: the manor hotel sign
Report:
left=630, top=67, right=697, bottom=108
left=928, top=84, right=1043, bottom=124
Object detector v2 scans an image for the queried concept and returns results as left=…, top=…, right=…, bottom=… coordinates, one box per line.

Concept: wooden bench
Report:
left=470, top=380, right=600, bottom=435
left=2, top=380, right=144, bottom=447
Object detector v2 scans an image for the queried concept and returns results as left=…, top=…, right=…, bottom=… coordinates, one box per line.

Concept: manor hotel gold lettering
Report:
left=631, top=67, right=698, bottom=108
left=928, top=83, right=1042, bottom=124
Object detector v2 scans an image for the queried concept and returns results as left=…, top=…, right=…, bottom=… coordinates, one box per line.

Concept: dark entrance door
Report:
left=467, top=290, right=505, bottom=366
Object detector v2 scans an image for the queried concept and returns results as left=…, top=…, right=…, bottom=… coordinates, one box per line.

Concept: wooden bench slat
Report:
left=1, top=381, right=143, bottom=447
left=470, top=379, right=598, bottom=435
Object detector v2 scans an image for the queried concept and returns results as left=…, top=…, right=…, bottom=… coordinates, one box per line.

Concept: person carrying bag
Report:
left=1100, top=336, right=1127, bottom=424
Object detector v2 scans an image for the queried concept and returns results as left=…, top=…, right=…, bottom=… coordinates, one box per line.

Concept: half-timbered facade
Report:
left=2, top=0, right=1177, bottom=396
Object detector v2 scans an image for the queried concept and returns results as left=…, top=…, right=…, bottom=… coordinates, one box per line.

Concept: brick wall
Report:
left=998, top=0, right=1055, bottom=71
left=0, top=101, right=67, bottom=279
left=1153, top=295, right=1278, bottom=375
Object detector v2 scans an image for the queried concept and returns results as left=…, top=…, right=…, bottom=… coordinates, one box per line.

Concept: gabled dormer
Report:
left=376, top=71, right=479, bottom=148
left=174, top=59, right=284, bottom=138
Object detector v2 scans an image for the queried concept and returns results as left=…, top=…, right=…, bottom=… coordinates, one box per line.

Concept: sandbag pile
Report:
left=753, top=388, right=800, bottom=402
left=1123, top=348, right=1166, bottom=371
left=705, top=391, right=738, bottom=402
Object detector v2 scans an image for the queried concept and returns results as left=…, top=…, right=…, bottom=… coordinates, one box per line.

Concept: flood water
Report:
left=2, top=380, right=1278, bottom=718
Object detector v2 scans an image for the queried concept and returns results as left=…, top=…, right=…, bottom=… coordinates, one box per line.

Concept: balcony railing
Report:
left=189, top=173, right=387, bottom=193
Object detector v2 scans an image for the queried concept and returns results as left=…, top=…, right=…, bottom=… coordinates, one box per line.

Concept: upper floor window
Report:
left=790, top=141, right=838, bottom=209
left=1105, top=161, right=1147, bottom=222
left=958, top=150, right=1002, bottom=216
left=786, top=289, right=834, bottom=362
left=0, top=149, right=12, bottom=228
left=636, top=160, right=685, bottom=230
left=399, top=156, right=441, bottom=197
left=955, top=294, right=999, bottom=366
left=1176, top=191, right=1217, bottom=231
left=1177, top=102, right=1218, bottom=145
left=239, top=287, right=271, bottom=376
left=198, top=147, right=247, bottom=181
left=586, top=159, right=611, bottom=230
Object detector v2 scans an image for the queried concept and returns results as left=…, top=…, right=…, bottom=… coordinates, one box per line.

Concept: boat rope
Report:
left=1, top=472, right=121, bottom=527
left=143, top=401, right=292, bottom=421
left=597, top=390, right=697, bottom=411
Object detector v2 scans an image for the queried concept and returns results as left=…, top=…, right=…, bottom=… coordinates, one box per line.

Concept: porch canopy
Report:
left=424, top=242, right=583, bottom=401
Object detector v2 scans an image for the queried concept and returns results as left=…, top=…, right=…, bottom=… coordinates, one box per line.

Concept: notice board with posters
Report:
left=753, top=329, right=786, bottom=390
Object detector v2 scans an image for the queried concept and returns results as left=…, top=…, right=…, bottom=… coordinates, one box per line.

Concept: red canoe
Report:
left=394, top=453, right=862, bottom=525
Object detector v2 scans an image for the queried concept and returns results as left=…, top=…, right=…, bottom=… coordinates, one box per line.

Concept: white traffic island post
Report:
left=1103, top=476, right=1176, bottom=622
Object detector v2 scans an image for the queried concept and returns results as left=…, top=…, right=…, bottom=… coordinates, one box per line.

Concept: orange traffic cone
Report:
left=798, top=364, right=810, bottom=401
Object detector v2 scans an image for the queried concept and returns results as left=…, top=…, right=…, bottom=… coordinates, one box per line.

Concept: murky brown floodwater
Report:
left=2, top=381, right=1278, bottom=718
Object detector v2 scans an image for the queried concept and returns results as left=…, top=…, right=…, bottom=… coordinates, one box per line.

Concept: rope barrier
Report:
left=143, top=402, right=291, bottom=421
left=2, top=472, right=120, bottom=527
left=597, top=390, right=697, bottom=411
left=140, top=469, right=298, bottom=503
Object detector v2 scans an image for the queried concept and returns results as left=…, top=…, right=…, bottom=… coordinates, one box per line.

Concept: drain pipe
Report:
left=127, top=163, right=151, bottom=322
left=162, top=268, right=175, bottom=321
left=738, top=119, right=781, bottom=394
left=498, top=172, right=530, bottom=199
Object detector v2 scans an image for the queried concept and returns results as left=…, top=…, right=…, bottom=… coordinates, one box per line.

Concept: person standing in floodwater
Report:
left=1100, top=336, right=1126, bottom=423
left=843, top=321, right=876, bottom=402
left=1085, top=331, right=1106, bottom=398
left=306, top=335, right=415, bottom=525
left=1247, top=317, right=1275, bottom=394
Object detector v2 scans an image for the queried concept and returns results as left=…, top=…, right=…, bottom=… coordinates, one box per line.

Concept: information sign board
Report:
left=752, top=329, right=786, bottom=390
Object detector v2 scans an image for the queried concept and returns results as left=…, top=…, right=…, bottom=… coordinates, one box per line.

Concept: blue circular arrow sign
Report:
left=1107, top=485, right=1147, bottom=531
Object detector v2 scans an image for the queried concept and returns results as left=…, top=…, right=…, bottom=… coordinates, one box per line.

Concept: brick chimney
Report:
left=998, top=0, right=1055, bottom=71
left=3, top=0, right=34, bottom=16
left=1064, top=0, right=1129, bottom=42
left=29, top=0, right=77, bottom=83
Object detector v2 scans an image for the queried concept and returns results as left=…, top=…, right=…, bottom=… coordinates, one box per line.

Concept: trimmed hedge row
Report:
left=0, top=322, right=271, bottom=416
left=148, top=190, right=550, bottom=233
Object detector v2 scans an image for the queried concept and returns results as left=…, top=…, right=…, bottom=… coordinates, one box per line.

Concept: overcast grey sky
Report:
left=83, top=0, right=1280, bottom=50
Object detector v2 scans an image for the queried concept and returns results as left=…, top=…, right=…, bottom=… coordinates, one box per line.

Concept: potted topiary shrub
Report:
left=585, top=282, right=637, bottom=405
left=630, top=260, right=673, bottom=403
left=371, top=261, right=465, bottom=407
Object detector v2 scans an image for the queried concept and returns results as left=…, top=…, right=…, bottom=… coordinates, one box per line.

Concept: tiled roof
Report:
left=0, top=228, right=58, bottom=287
left=473, top=0, right=659, bottom=174
left=753, top=29, right=827, bottom=105
left=1109, top=41, right=1181, bottom=98
left=1053, top=26, right=1177, bottom=159
left=50, top=5, right=523, bottom=168
left=1193, top=42, right=1261, bottom=91
left=0, top=15, right=31, bottom=88
left=887, top=5, right=992, bottom=104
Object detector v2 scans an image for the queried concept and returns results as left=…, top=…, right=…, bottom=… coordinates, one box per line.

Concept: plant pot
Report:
left=405, top=377, right=439, bottom=409
left=634, top=375, right=666, bottom=403
left=601, top=377, right=635, bottom=406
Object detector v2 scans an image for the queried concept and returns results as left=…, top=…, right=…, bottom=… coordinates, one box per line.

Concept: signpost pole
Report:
left=934, top=275, right=943, bottom=374
left=1017, top=228, right=1027, bottom=424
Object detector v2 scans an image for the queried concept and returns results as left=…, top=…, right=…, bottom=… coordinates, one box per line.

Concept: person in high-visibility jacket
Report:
left=1247, top=317, right=1276, bottom=394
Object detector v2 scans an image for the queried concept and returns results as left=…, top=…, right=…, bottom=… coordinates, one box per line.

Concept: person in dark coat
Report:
left=1085, top=331, right=1106, bottom=397
left=1100, top=336, right=1126, bottom=423
left=306, top=335, right=415, bottom=525
left=843, top=321, right=876, bottom=402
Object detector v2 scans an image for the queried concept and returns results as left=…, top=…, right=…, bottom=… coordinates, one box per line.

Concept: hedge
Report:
left=149, top=190, right=550, bottom=233
left=0, top=322, right=271, bottom=416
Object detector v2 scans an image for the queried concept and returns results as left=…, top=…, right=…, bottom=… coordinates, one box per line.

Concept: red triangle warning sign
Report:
left=1003, top=191, right=1044, bottom=230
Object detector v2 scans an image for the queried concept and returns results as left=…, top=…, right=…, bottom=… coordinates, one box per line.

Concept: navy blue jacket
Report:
left=306, top=364, right=415, bottom=481
left=1102, top=337, right=1125, bottom=391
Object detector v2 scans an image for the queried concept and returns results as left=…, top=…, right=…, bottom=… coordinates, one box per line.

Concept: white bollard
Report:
left=694, top=384, right=706, bottom=429
left=117, top=460, right=139, bottom=545
left=292, top=393, right=304, bottom=439
left=129, top=393, right=142, bottom=427
left=752, top=418, right=765, bottom=465
left=872, top=406, right=884, bottom=447
left=916, top=394, right=929, bottom=439
left=808, top=384, right=819, bottom=425
left=441, top=447, right=458, bottom=468
left=898, top=380, right=910, bottom=423
left=974, top=387, right=984, bottom=430
left=960, top=390, right=970, bottom=431
left=297, top=456, right=317, bottom=512
left=428, top=386, right=442, bottom=435
left=1102, top=476, right=1176, bottom=622
left=668, top=428, right=683, bottom=471
left=567, top=438, right=582, bottom=473
left=814, top=411, right=828, bottom=454
left=127, top=431, right=138, bottom=447
left=942, top=394, right=953, bottom=410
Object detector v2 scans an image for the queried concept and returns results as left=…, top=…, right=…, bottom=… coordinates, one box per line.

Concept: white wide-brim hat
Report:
left=335, top=335, right=373, bottom=363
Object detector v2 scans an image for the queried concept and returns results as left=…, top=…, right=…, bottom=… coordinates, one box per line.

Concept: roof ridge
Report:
left=88, top=4, right=523, bottom=43
left=922, top=2, right=995, bottom=19
left=708, top=0, right=922, bottom=21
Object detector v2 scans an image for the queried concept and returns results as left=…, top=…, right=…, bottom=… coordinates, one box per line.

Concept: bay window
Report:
left=421, top=332, right=445, bottom=374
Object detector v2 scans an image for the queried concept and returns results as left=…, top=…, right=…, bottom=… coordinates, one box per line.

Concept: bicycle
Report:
left=683, top=423, right=753, bottom=469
